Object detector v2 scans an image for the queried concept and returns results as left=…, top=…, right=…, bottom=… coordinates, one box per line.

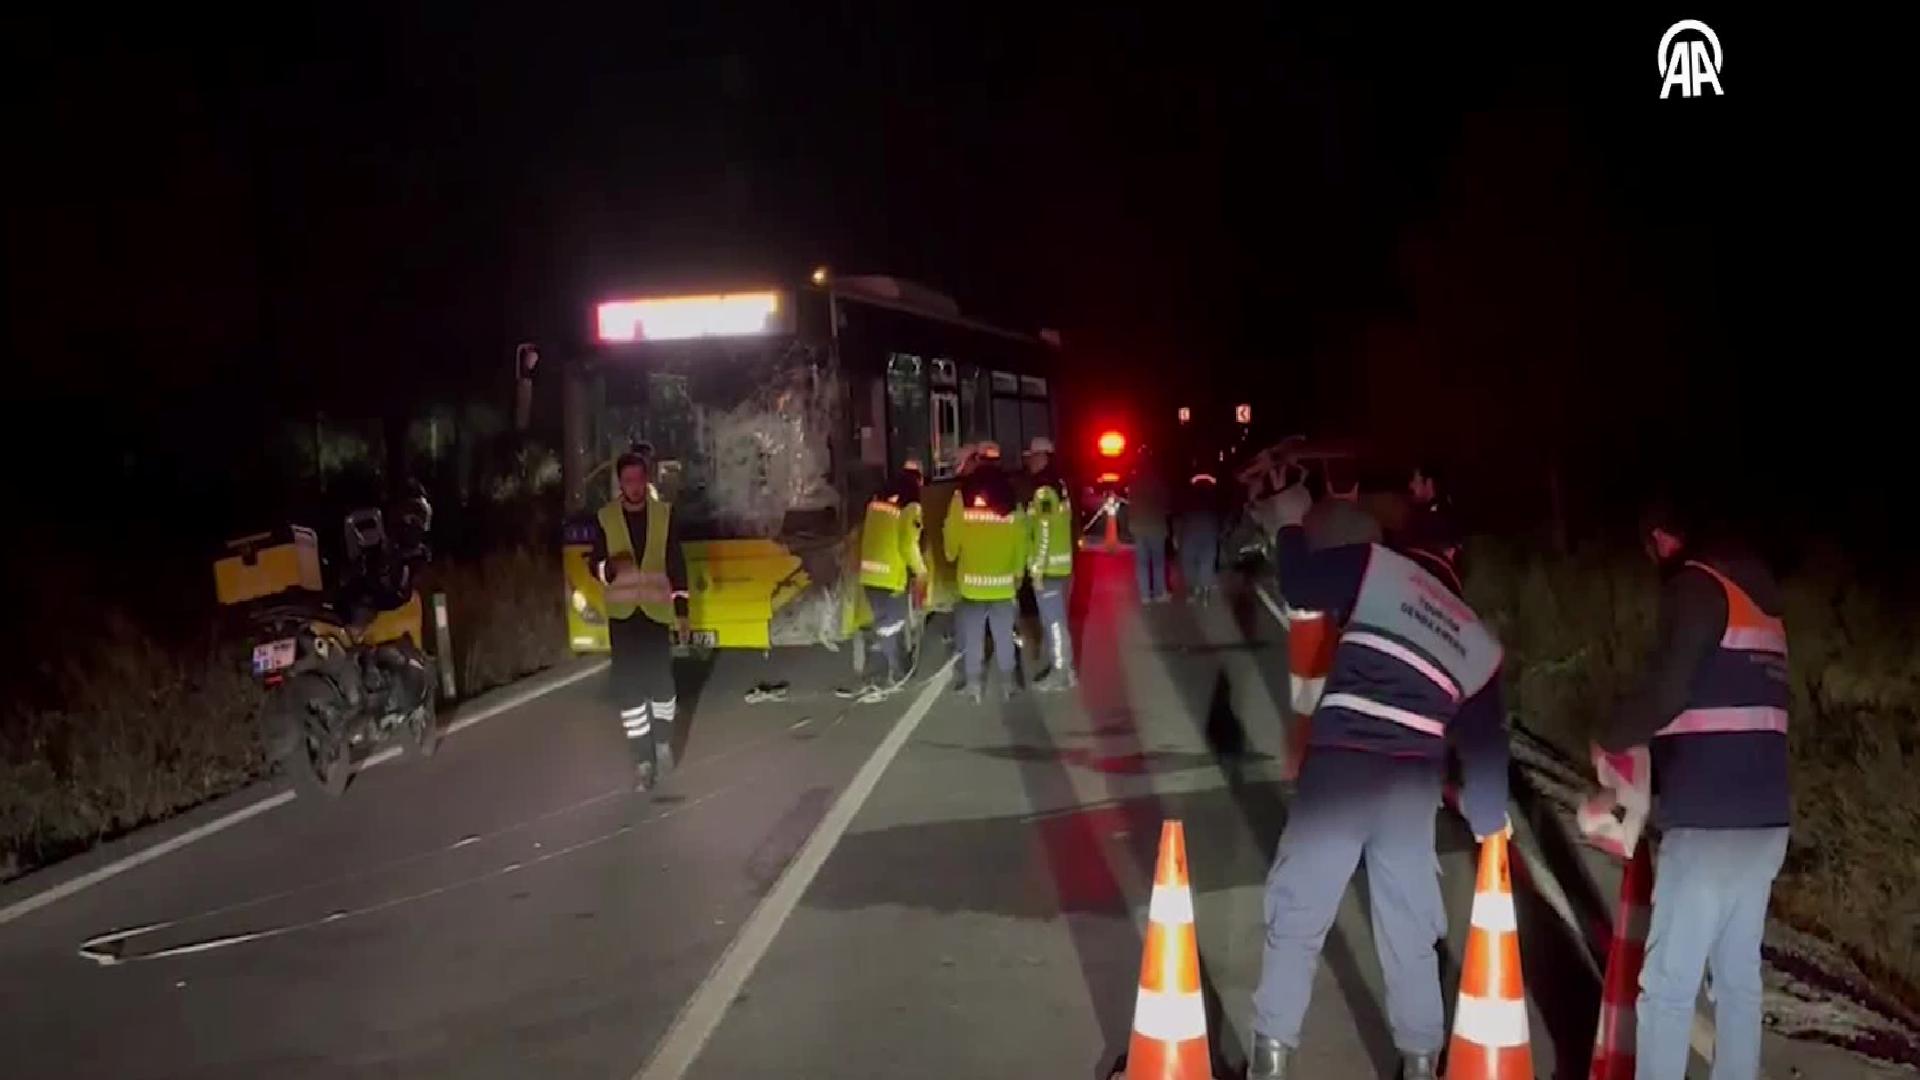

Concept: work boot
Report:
left=998, top=680, right=1017, bottom=704
left=1398, top=1051, right=1435, bottom=1080
left=632, top=759, right=656, bottom=794
left=966, top=684, right=985, bottom=706
left=654, top=732, right=677, bottom=783
left=1248, top=1035, right=1292, bottom=1079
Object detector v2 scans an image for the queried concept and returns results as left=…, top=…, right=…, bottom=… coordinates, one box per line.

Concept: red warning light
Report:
left=1235, top=404, right=1252, bottom=425
left=1097, top=430, right=1128, bottom=458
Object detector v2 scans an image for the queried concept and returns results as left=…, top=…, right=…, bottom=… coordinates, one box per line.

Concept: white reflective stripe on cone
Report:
left=651, top=699, right=676, bottom=720
left=1468, top=887, right=1518, bottom=934
left=621, top=707, right=649, bottom=719
left=1130, top=988, right=1208, bottom=1042
left=623, top=720, right=652, bottom=733
left=624, top=729, right=649, bottom=739
left=1147, top=884, right=1194, bottom=926
left=1288, top=675, right=1325, bottom=716
left=1452, top=994, right=1531, bottom=1048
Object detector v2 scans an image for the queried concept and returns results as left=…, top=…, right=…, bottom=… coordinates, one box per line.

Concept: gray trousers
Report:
left=1252, top=748, right=1448, bottom=1054
left=957, top=599, right=1017, bottom=688
left=865, top=586, right=909, bottom=681
left=1034, top=576, right=1073, bottom=672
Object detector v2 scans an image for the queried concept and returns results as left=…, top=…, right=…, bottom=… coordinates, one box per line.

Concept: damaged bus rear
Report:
left=558, top=274, right=1060, bottom=653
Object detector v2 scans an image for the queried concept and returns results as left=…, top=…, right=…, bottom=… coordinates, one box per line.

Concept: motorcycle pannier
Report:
left=214, top=525, right=324, bottom=605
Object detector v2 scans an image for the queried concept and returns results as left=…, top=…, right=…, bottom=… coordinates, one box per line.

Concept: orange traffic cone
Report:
left=1280, top=610, right=1333, bottom=780
left=1589, top=841, right=1654, bottom=1079
left=1285, top=610, right=1333, bottom=717
left=1105, top=497, right=1122, bottom=552
left=1121, top=821, right=1211, bottom=1080
left=1448, top=832, right=1533, bottom=1080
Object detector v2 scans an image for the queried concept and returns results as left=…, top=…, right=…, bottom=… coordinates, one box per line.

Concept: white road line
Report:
left=0, top=791, right=297, bottom=927
left=0, top=658, right=611, bottom=927
left=633, top=656, right=960, bottom=1080
left=445, top=659, right=610, bottom=736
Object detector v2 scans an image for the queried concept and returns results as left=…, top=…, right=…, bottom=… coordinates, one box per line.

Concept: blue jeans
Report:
left=1180, top=527, right=1219, bottom=593
left=1637, top=827, right=1789, bottom=1080
left=956, top=599, right=1017, bottom=689
left=1034, top=577, right=1073, bottom=672
left=1252, top=749, right=1448, bottom=1053
left=1135, top=535, right=1168, bottom=600
left=865, top=586, right=908, bottom=681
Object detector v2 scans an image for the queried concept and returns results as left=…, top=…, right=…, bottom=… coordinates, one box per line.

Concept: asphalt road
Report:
left=0, top=550, right=1892, bottom=1078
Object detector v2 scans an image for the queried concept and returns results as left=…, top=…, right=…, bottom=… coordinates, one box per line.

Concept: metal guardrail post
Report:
left=431, top=592, right=457, bottom=700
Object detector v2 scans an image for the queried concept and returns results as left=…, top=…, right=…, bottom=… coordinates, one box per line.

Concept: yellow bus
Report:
left=556, top=273, right=1061, bottom=653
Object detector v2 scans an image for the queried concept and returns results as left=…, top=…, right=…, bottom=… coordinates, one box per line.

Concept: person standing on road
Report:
left=1022, top=437, right=1077, bottom=691
left=1598, top=503, right=1791, bottom=1080
left=587, top=445, right=692, bottom=793
left=1130, top=448, right=1172, bottom=602
left=1248, top=486, right=1510, bottom=1080
left=857, top=458, right=928, bottom=695
left=945, top=442, right=1028, bottom=703
left=1175, top=468, right=1224, bottom=604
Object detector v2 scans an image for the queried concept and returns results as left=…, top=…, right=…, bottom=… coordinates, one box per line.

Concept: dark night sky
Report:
left=4, top=7, right=1906, bottom=541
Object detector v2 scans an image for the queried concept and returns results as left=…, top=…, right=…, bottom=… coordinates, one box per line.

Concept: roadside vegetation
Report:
left=1469, top=538, right=1920, bottom=1006
left=0, top=543, right=568, bottom=883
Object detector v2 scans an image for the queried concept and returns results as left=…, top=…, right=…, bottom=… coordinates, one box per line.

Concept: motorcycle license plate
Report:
left=252, top=638, right=298, bottom=675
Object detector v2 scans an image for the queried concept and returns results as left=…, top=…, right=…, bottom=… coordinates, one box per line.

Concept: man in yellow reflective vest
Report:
left=945, top=442, right=1029, bottom=704
left=1022, top=437, right=1077, bottom=691
left=857, top=458, right=927, bottom=695
left=587, top=445, right=691, bottom=793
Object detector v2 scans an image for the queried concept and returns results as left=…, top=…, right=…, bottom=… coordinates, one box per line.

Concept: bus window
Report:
left=931, top=390, right=960, bottom=474
left=931, top=357, right=957, bottom=387
left=1021, top=400, right=1052, bottom=444
left=993, top=394, right=1024, bottom=451
left=958, top=365, right=991, bottom=445
left=886, top=353, right=928, bottom=473
left=990, top=370, right=1019, bottom=395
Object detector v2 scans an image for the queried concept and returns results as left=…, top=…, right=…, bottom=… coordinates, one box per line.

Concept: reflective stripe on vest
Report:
left=1342, top=546, right=1503, bottom=698
left=1343, top=631, right=1462, bottom=703
left=1660, top=706, right=1789, bottom=736
left=860, top=559, right=893, bottom=576
left=866, top=500, right=901, bottom=516
left=962, top=573, right=1016, bottom=589
left=1320, top=692, right=1448, bottom=738
left=963, top=509, right=1016, bottom=524
left=1656, top=560, right=1790, bottom=739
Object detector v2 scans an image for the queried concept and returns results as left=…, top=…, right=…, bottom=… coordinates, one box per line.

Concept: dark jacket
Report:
left=1274, top=524, right=1510, bottom=837
left=1129, top=465, right=1171, bottom=537
left=959, top=465, right=1019, bottom=517
left=1601, top=547, right=1790, bottom=830
left=587, top=502, right=692, bottom=619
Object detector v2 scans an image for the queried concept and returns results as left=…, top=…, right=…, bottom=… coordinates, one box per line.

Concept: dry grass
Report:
left=1469, top=540, right=1920, bottom=1001
left=436, top=545, right=570, bottom=694
left=0, top=545, right=568, bottom=881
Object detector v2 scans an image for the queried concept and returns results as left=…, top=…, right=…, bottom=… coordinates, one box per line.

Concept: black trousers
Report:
left=609, top=614, right=676, bottom=766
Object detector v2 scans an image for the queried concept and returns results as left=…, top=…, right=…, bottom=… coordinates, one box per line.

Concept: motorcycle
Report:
left=228, top=491, right=440, bottom=796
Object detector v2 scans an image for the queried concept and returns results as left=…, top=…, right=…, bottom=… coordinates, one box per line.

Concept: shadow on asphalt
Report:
left=1146, top=582, right=1401, bottom=1078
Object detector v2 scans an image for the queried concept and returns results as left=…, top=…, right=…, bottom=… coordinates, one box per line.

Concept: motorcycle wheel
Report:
left=267, top=672, right=352, bottom=797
